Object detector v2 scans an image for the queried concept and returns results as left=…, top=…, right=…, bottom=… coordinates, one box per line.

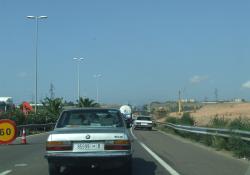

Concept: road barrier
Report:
left=156, top=122, right=250, bottom=141
left=16, top=123, right=55, bottom=136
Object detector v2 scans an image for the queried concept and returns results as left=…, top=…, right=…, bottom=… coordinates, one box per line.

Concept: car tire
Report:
left=148, top=127, right=152, bottom=131
left=48, top=163, right=60, bottom=175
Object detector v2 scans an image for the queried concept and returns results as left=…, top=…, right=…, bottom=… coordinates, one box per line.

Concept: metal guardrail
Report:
left=156, top=122, right=250, bottom=141
left=16, top=123, right=55, bottom=136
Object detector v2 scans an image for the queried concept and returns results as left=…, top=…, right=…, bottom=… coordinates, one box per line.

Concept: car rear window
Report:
left=56, top=109, right=124, bottom=128
left=137, top=117, right=151, bottom=121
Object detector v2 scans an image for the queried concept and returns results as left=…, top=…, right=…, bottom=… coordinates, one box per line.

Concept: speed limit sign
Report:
left=0, top=119, right=17, bottom=144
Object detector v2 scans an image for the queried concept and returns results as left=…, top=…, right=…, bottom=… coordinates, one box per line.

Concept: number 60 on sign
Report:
left=0, top=119, right=17, bottom=144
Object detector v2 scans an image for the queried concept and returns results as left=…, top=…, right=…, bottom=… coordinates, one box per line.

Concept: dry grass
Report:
left=167, top=103, right=250, bottom=126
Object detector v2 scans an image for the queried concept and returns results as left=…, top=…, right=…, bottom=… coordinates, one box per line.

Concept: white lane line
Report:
left=0, top=170, right=12, bottom=175
left=15, top=163, right=28, bottom=167
left=130, top=129, right=180, bottom=175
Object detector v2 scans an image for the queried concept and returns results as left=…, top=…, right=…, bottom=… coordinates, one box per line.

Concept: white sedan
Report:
left=133, top=116, right=153, bottom=130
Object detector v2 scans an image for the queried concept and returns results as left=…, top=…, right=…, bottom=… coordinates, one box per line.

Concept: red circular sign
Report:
left=0, top=119, right=17, bottom=144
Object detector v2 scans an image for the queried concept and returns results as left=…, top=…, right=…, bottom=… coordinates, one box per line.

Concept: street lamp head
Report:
left=38, top=16, right=48, bottom=19
left=27, top=16, right=48, bottom=19
left=94, top=74, right=102, bottom=78
left=27, top=16, right=36, bottom=19
left=73, top=57, right=85, bottom=61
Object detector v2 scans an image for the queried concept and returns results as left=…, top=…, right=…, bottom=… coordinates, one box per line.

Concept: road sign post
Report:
left=0, top=119, right=17, bottom=144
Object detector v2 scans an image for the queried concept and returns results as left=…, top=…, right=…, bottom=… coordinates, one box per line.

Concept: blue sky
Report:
left=0, top=0, right=250, bottom=105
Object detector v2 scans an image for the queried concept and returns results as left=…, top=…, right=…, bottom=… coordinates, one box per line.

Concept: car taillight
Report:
left=105, top=140, right=131, bottom=150
left=46, top=141, right=72, bottom=151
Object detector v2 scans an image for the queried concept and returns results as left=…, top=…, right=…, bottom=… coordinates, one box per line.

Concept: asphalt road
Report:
left=0, top=132, right=168, bottom=175
left=134, top=129, right=250, bottom=175
left=0, top=129, right=249, bottom=175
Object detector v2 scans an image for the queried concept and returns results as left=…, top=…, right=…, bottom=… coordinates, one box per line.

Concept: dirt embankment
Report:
left=167, top=103, right=250, bottom=126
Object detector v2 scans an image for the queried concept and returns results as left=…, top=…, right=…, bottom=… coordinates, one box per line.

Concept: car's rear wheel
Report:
left=48, top=163, right=60, bottom=175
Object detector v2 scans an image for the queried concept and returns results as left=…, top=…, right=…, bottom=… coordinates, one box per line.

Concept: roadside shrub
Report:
left=210, top=116, right=229, bottom=128
left=0, top=109, right=26, bottom=125
left=165, top=116, right=180, bottom=124
left=199, top=135, right=213, bottom=146
left=175, top=130, right=189, bottom=138
left=27, top=113, right=46, bottom=124
left=189, top=133, right=202, bottom=142
left=228, top=117, right=250, bottom=131
left=180, top=112, right=194, bottom=126
left=165, top=113, right=194, bottom=126
left=211, top=136, right=227, bottom=151
left=227, top=136, right=250, bottom=158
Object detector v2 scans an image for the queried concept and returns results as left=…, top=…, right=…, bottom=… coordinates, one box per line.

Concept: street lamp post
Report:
left=73, top=58, right=84, bottom=104
left=27, top=15, right=48, bottom=114
left=93, top=74, right=102, bottom=103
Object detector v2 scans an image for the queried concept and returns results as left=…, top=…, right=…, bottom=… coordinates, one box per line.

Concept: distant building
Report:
left=233, top=98, right=244, bottom=103
left=201, top=101, right=218, bottom=104
left=0, top=97, right=14, bottom=112
left=0, top=97, right=13, bottom=104
left=181, top=99, right=196, bottom=103
left=29, top=103, right=44, bottom=107
left=189, top=99, right=196, bottom=103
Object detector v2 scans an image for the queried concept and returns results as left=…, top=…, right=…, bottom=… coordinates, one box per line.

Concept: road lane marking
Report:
left=15, top=163, right=27, bottom=167
left=0, top=170, right=12, bottom=175
left=244, top=166, right=250, bottom=175
left=131, top=129, right=181, bottom=175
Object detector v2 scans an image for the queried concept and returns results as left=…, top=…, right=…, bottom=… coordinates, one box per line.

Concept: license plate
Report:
left=141, top=123, right=148, bottom=125
left=73, top=143, right=104, bottom=152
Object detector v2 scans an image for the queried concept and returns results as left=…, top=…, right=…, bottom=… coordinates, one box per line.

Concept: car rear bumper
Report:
left=45, top=151, right=132, bottom=169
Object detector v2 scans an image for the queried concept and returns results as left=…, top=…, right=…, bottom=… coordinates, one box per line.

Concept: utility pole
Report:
left=178, top=90, right=182, bottom=114
left=49, top=83, right=55, bottom=99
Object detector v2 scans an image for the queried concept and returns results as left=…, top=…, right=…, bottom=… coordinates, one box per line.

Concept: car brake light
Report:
left=46, top=141, right=72, bottom=151
left=105, top=140, right=131, bottom=150
left=114, top=140, right=130, bottom=144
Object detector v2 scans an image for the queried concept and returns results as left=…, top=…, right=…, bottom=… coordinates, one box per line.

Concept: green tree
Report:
left=63, top=100, right=75, bottom=106
left=78, top=97, right=99, bottom=107
left=42, top=97, right=63, bottom=117
left=180, top=112, right=195, bottom=126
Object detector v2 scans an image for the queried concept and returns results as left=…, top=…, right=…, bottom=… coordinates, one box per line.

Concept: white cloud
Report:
left=190, top=75, right=208, bottom=84
left=17, top=72, right=28, bottom=78
left=242, top=81, right=250, bottom=89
